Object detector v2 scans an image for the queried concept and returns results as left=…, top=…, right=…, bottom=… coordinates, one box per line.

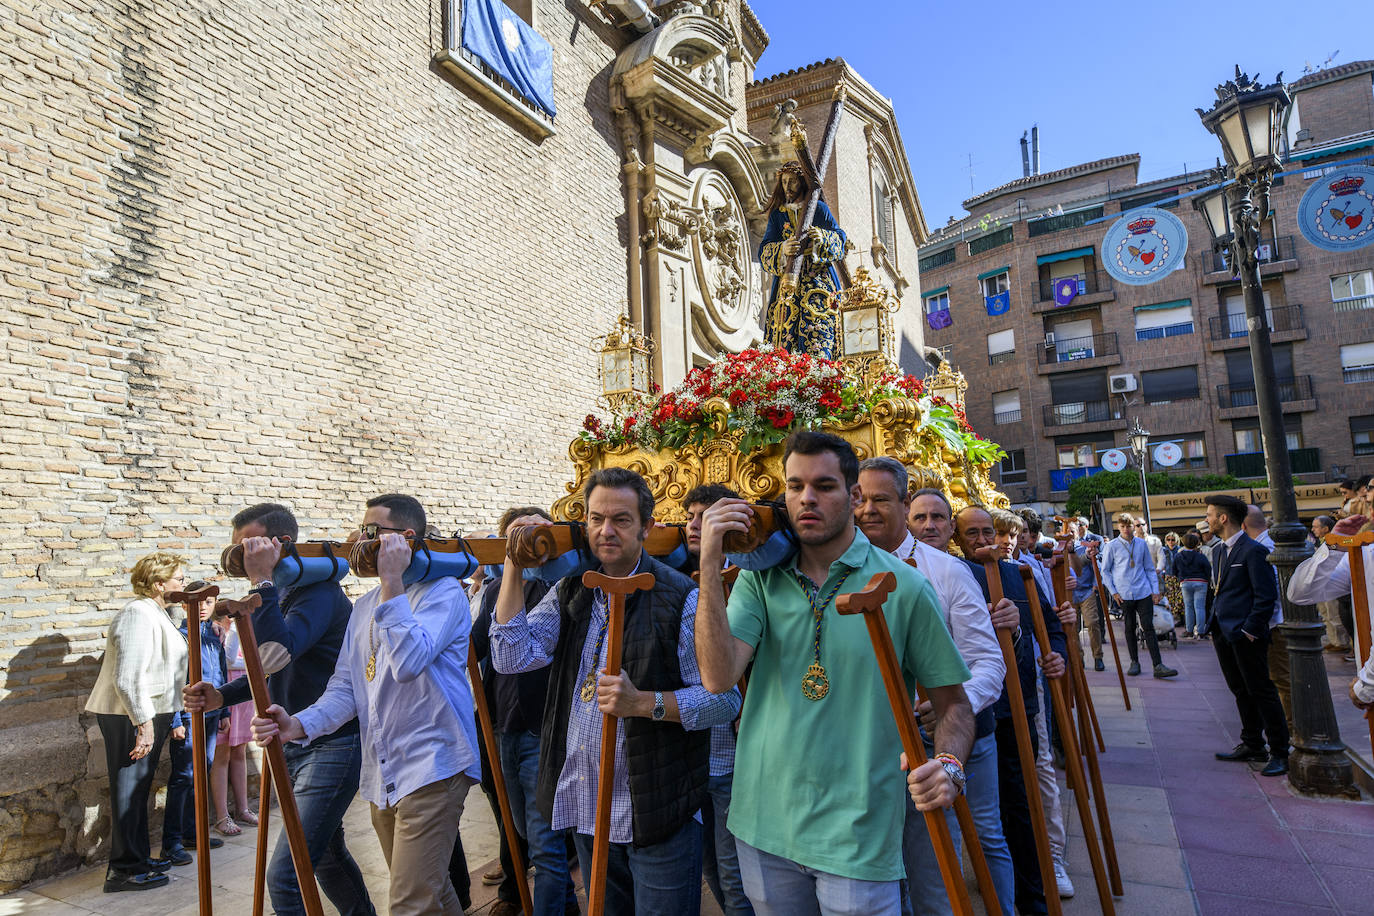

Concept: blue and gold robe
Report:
left=758, top=201, right=846, bottom=358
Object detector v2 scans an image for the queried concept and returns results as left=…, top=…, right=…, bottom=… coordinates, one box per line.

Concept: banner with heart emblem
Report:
left=1102, top=207, right=1189, bottom=286
left=1296, top=165, right=1374, bottom=252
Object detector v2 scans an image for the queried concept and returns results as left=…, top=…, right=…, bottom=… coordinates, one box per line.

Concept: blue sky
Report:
left=748, top=0, right=1363, bottom=229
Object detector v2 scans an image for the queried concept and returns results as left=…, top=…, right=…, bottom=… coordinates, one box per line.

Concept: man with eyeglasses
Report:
left=1100, top=514, right=1177, bottom=679
left=251, top=493, right=481, bottom=915
left=183, top=503, right=375, bottom=916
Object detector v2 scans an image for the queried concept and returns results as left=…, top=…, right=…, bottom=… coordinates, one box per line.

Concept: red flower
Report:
left=819, top=391, right=842, bottom=410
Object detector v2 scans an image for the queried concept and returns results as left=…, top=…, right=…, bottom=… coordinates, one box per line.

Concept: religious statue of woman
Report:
left=757, top=161, right=847, bottom=357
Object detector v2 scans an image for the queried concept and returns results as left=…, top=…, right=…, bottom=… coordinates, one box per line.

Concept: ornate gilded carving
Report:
left=551, top=395, right=1007, bottom=524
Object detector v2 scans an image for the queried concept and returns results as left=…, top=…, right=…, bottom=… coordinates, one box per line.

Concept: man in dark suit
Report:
left=1203, top=495, right=1288, bottom=776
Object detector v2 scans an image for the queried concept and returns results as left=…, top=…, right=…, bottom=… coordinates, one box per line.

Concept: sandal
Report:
left=236, top=808, right=259, bottom=827
left=214, top=816, right=242, bottom=837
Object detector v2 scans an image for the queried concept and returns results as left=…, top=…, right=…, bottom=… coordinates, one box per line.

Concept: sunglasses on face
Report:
left=358, top=523, right=408, bottom=540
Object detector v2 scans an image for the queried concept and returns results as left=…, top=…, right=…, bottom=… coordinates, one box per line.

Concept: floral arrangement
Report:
left=580, top=347, right=1005, bottom=463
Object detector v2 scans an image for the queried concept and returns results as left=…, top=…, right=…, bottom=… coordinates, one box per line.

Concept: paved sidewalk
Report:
left=4, top=621, right=1370, bottom=915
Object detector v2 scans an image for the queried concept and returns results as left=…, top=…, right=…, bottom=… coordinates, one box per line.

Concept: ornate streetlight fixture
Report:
left=1194, top=68, right=1354, bottom=796
left=1127, top=419, right=1153, bottom=530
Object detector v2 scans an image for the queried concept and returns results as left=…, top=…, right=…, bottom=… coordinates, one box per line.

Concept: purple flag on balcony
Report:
left=927, top=308, right=952, bottom=330
left=1053, top=277, right=1078, bottom=306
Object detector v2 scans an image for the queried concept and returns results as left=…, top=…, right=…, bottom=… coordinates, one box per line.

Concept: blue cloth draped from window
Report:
left=985, top=290, right=1010, bottom=316
left=462, top=0, right=556, bottom=116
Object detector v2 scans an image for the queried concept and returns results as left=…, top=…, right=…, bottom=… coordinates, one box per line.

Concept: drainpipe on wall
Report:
left=602, top=0, right=657, bottom=33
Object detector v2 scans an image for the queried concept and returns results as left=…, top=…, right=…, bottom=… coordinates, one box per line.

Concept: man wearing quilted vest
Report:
left=490, top=468, right=741, bottom=916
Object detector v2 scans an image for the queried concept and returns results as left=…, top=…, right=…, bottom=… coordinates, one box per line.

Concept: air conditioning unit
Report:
left=1110, top=373, right=1137, bottom=394
left=1043, top=332, right=1056, bottom=347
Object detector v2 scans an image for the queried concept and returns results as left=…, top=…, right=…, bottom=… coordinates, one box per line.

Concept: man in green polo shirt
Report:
left=695, top=430, right=974, bottom=915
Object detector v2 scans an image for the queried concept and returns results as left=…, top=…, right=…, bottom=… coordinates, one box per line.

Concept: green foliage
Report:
left=1064, top=470, right=1256, bottom=517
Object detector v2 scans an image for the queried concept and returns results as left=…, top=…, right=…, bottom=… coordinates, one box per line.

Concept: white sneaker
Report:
left=1054, top=861, right=1075, bottom=898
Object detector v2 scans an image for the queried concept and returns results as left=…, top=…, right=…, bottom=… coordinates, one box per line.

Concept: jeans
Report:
left=97, top=712, right=172, bottom=875
left=161, top=716, right=218, bottom=852
left=702, top=772, right=754, bottom=915
left=736, top=839, right=900, bottom=916
left=1181, top=582, right=1208, bottom=636
left=498, top=730, right=579, bottom=916
left=901, top=731, right=1013, bottom=916
left=1120, top=596, right=1162, bottom=667
left=573, top=818, right=702, bottom=916
left=268, top=732, right=375, bottom=916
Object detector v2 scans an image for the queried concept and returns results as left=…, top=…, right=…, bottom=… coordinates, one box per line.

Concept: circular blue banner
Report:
left=1102, top=207, right=1189, bottom=286
left=1296, top=165, right=1374, bottom=252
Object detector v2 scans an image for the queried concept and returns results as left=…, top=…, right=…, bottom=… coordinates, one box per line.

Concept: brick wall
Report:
left=0, top=0, right=634, bottom=887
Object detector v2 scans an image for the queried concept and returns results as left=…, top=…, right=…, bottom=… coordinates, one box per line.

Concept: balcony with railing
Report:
left=1031, top=270, right=1115, bottom=311
left=1224, top=448, right=1321, bottom=478
left=1215, top=374, right=1316, bottom=417
left=1041, top=399, right=1126, bottom=429
left=1037, top=332, right=1120, bottom=374
left=1207, top=304, right=1306, bottom=349
left=1344, top=365, right=1374, bottom=384
left=1135, top=321, right=1194, bottom=341
left=1334, top=294, right=1374, bottom=313
left=1204, top=234, right=1298, bottom=282
left=993, top=409, right=1023, bottom=425
left=988, top=349, right=1017, bottom=366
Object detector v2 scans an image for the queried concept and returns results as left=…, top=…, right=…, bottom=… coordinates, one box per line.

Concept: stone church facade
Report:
left=0, top=0, right=928, bottom=886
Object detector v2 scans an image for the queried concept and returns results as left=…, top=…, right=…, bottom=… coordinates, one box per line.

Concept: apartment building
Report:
left=917, top=60, right=1374, bottom=511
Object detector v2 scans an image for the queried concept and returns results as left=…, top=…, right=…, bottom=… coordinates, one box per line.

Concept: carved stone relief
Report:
left=688, top=169, right=753, bottom=336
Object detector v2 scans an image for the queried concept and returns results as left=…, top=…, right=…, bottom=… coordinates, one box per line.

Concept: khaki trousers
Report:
left=1268, top=628, right=1292, bottom=731
left=1078, top=593, right=1103, bottom=660
left=370, top=773, right=474, bottom=916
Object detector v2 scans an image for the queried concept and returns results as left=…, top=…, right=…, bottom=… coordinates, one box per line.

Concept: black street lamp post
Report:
left=1128, top=419, right=1153, bottom=530
left=1194, top=68, right=1355, bottom=796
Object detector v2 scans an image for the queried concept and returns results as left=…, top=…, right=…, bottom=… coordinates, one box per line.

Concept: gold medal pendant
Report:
left=579, top=672, right=597, bottom=703
left=365, top=656, right=376, bottom=683
left=801, top=662, right=830, bottom=701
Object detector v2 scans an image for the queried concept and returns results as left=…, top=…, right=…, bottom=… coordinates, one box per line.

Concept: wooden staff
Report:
left=835, top=572, right=972, bottom=916
left=1048, top=555, right=1121, bottom=894
left=581, top=570, right=656, bottom=916
left=778, top=87, right=847, bottom=296
left=252, top=756, right=271, bottom=916
left=1324, top=531, right=1374, bottom=759
left=1088, top=551, right=1131, bottom=711
left=913, top=683, right=1001, bottom=916
left=1049, top=546, right=1105, bottom=753
left=466, top=644, right=533, bottom=915
left=167, top=585, right=217, bottom=916
left=900, top=558, right=1000, bottom=914
left=1020, top=568, right=1119, bottom=909
left=981, top=559, right=1062, bottom=916
left=219, top=594, right=325, bottom=916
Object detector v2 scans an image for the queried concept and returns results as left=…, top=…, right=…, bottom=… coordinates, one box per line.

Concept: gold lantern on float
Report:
left=594, top=314, right=655, bottom=410
left=837, top=266, right=899, bottom=385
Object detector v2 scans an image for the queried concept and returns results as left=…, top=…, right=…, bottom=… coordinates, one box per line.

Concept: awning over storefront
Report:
left=1101, top=483, right=1343, bottom=529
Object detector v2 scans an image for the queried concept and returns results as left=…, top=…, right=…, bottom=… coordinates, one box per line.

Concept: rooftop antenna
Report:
left=1020, top=131, right=1031, bottom=178
left=967, top=153, right=975, bottom=194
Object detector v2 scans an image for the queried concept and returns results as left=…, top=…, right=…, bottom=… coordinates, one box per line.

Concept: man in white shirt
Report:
left=252, top=494, right=480, bottom=916
left=1134, top=520, right=1164, bottom=575
left=1287, top=514, right=1374, bottom=710
left=855, top=461, right=1011, bottom=915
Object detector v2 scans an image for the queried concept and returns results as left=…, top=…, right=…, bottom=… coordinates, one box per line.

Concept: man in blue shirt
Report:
left=1098, top=513, right=1178, bottom=679
left=182, top=503, right=374, bottom=916
left=252, top=494, right=479, bottom=916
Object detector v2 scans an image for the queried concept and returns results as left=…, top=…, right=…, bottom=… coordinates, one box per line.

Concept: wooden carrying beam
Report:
left=217, top=594, right=325, bottom=916
left=467, top=645, right=534, bottom=915
left=1020, top=567, right=1118, bottom=910
left=580, top=570, right=656, bottom=916
left=1324, top=531, right=1374, bottom=758
left=166, top=585, right=219, bottom=916
left=981, top=560, right=1062, bottom=916
left=835, top=572, right=972, bottom=916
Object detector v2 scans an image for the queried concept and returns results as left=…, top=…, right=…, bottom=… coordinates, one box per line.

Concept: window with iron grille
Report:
left=1027, top=206, right=1104, bottom=237
left=919, top=248, right=955, bottom=271
left=968, top=226, right=1013, bottom=256
left=1353, top=416, right=1374, bottom=457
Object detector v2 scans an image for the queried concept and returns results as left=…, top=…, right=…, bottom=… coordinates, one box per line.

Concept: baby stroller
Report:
left=1137, top=602, right=1178, bottom=651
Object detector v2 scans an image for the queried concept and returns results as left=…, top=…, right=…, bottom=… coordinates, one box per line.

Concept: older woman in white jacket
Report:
left=85, top=551, right=190, bottom=893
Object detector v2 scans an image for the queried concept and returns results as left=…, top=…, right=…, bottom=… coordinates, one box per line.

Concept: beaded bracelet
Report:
left=934, top=752, right=964, bottom=772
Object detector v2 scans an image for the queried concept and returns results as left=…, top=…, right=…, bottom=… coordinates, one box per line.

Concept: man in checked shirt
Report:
left=490, top=467, right=741, bottom=916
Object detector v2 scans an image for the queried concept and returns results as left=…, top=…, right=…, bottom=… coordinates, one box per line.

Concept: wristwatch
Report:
left=253, top=579, right=274, bottom=591
left=939, top=759, right=967, bottom=795
left=652, top=691, right=666, bottom=721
